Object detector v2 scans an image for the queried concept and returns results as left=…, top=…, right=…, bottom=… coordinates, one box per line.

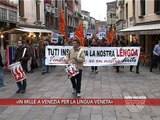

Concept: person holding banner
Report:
left=90, top=39, right=98, bottom=73
left=13, top=40, right=30, bottom=93
left=130, top=37, right=140, bottom=74
left=66, top=39, right=85, bottom=98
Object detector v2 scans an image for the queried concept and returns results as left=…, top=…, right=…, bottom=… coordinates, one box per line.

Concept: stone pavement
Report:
left=0, top=66, right=160, bottom=120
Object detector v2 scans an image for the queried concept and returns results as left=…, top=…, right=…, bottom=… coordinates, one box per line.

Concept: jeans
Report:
left=0, top=67, right=4, bottom=86
left=70, top=69, right=82, bottom=93
left=27, top=57, right=32, bottom=72
left=150, top=55, right=160, bottom=70
left=40, top=57, right=49, bottom=73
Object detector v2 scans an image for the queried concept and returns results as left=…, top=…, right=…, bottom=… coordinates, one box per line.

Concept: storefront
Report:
left=1, top=27, right=52, bottom=69
left=120, top=23, right=160, bottom=56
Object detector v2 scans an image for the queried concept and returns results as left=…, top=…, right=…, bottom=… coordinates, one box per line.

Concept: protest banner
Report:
left=45, top=46, right=140, bottom=66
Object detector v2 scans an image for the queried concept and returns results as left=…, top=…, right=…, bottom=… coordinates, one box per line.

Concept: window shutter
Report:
left=19, top=0, right=24, bottom=17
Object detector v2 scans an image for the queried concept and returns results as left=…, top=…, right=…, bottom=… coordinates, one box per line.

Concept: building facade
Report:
left=0, top=0, right=18, bottom=60
left=44, top=0, right=55, bottom=31
left=81, top=10, right=90, bottom=30
left=89, top=17, right=96, bottom=34
left=18, top=0, right=45, bottom=28
left=66, top=0, right=82, bottom=36
left=135, top=0, right=160, bottom=55
left=119, top=0, right=160, bottom=55
left=106, top=1, right=116, bottom=27
left=81, top=10, right=97, bottom=39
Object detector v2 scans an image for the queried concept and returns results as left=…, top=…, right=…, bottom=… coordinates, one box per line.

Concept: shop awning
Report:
left=120, top=23, right=160, bottom=34
left=1, top=27, right=53, bottom=34
left=16, top=27, right=52, bottom=33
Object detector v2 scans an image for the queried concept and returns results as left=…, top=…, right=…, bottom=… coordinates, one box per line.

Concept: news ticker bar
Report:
left=0, top=98, right=160, bottom=105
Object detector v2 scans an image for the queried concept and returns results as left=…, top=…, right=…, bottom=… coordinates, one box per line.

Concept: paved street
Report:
left=0, top=66, right=160, bottom=120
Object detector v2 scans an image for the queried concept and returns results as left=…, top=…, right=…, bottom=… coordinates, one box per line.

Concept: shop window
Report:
left=55, top=17, right=58, bottom=29
left=45, top=13, right=49, bottom=27
left=36, top=0, right=40, bottom=21
left=55, top=0, right=58, bottom=8
left=51, top=15, right=54, bottom=28
left=154, top=0, right=160, bottom=14
left=19, top=0, right=24, bottom=17
left=126, top=3, right=128, bottom=20
left=140, top=0, right=145, bottom=16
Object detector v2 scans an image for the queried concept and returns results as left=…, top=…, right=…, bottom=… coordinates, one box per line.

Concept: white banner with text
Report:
left=45, top=46, right=140, bottom=66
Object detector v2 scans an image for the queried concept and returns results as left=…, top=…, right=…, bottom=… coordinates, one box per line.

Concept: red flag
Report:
left=75, top=22, right=85, bottom=46
left=59, top=8, right=66, bottom=38
left=106, top=27, right=115, bottom=45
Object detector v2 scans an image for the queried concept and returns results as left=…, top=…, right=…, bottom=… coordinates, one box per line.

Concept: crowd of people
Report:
left=0, top=36, right=160, bottom=98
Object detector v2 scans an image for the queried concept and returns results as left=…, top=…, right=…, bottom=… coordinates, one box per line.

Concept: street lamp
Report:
left=0, top=35, right=4, bottom=39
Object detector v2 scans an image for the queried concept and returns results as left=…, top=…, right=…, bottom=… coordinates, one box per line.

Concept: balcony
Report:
left=0, top=7, right=17, bottom=23
left=45, top=4, right=52, bottom=13
left=74, top=11, right=78, bottom=18
left=123, top=21, right=128, bottom=29
left=45, top=3, right=55, bottom=14
left=73, top=11, right=82, bottom=18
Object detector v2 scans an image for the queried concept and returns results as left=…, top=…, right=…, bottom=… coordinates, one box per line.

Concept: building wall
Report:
left=0, top=1, right=17, bottom=23
left=19, top=0, right=45, bottom=27
left=90, top=17, right=96, bottom=31
left=135, top=0, right=160, bottom=24
left=116, top=0, right=160, bottom=55
left=106, top=1, right=116, bottom=26
left=127, top=0, right=133, bottom=27
left=81, top=10, right=90, bottom=30
left=116, top=0, right=120, bottom=20
left=66, top=0, right=81, bottom=33
left=83, top=20, right=89, bottom=30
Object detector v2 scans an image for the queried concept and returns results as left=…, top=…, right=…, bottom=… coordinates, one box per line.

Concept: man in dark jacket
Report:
left=130, top=37, right=140, bottom=74
left=14, top=40, right=30, bottom=93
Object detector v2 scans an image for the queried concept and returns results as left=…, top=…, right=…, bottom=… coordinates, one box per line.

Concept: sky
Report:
left=81, top=0, right=115, bottom=21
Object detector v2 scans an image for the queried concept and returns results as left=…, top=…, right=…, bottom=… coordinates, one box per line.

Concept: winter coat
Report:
left=14, top=45, right=30, bottom=71
left=67, top=46, right=85, bottom=70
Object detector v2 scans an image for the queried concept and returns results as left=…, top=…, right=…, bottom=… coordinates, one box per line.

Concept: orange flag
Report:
left=59, top=8, right=66, bottom=38
left=75, top=22, right=85, bottom=46
left=106, top=27, right=114, bottom=45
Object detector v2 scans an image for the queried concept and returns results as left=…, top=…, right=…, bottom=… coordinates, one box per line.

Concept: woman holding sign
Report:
left=13, top=40, right=30, bottom=94
left=66, top=39, right=85, bottom=98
